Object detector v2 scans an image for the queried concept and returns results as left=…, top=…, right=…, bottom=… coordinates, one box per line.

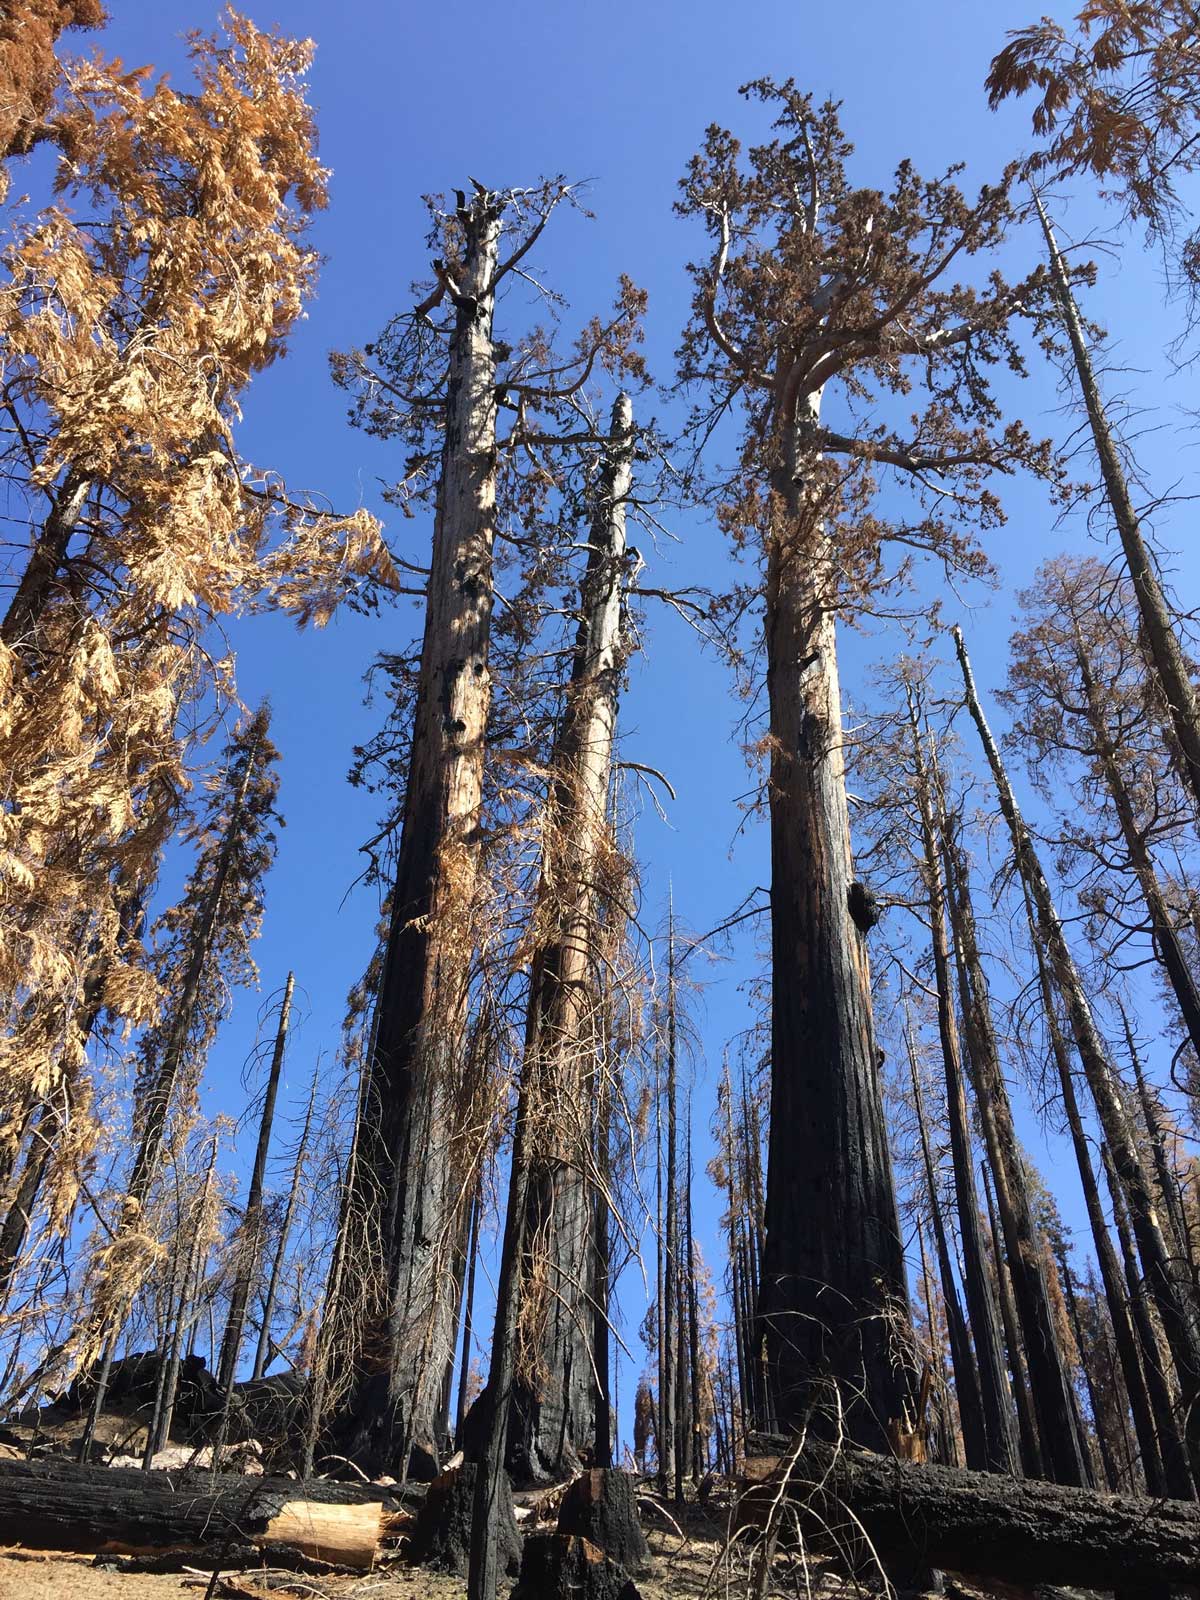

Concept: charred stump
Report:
left=514, top=1533, right=642, bottom=1600
left=557, top=1468, right=648, bottom=1574
left=409, top=1463, right=520, bottom=1577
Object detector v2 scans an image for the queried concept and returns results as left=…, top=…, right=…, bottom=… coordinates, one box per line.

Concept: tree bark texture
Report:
left=346, top=190, right=504, bottom=1474
left=759, top=407, right=910, bottom=1449
left=739, top=1439, right=1200, bottom=1596
left=507, top=394, right=633, bottom=1485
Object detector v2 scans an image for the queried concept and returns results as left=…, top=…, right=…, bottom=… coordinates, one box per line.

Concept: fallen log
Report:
left=0, top=1457, right=393, bottom=1570
left=740, top=1440, right=1200, bottom=1596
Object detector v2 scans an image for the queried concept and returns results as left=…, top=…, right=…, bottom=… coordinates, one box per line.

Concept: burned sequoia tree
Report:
left=676, top=79, right=1064, bottom=1446
left=330, top=183, right=645, bottom=1475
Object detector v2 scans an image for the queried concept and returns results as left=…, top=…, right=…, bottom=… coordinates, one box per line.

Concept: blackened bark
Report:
left=218, top=973, right=294, bottom=1394
left=254, top=1065, right=317, bottom=1384
left=981, top=1165, right=1044, bottom=1479
left=905, top=1023, right=988, bottom=1472
left=906, top=702, right=1018, bottom=1475
left=1026, top=902, right=1174, bottom=1497
left=1037, top=193, right=1200, bottom=821
left=660, top=901, right=679, bottom=1493
left=759, top=410, right=910, bottom=1449
left=954, top=622, right=1200, bottom=1484
left=346, top=190, right=504, bottom=1475
left=938, top=799, right=1088, bottom=1485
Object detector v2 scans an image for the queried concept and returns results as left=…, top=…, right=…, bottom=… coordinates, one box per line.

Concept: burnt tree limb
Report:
left=0, top=1458, right=392, bottom=1569
left=740, top=1442, right=1200, bottom=1594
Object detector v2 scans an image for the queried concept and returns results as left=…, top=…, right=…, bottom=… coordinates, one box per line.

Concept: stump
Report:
left=514, top=1533, right=643, bottom=1600
left=557, top=1468, right=648, bottom=1573
left=407, top=1463, right=520, bottom=1576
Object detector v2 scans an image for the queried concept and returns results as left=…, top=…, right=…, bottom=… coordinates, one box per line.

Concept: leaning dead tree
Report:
left=329, top=179, right=645, bottom=1475
left=676, top=78, right=1064, bottom=1447
left=954, top=622, right=1200, bottom=1484
left=469, top=394, right=637, bottom=1600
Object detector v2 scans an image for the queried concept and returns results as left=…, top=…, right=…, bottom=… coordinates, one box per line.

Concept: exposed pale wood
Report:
left=0, top=1459, right=388, bottom=1571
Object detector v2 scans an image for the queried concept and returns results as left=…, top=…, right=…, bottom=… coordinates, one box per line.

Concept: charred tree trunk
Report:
left=1123, top=1006, right=1193, bottom=1277
left=1101, top=1142, right=1195, bottom=1499
left=906, top=697, right=1018, bottom=1475
left=593, top=1032, right=613, bottom=1471
left=938, top=794, right=1088, bottom=1485
left=685, top=1112, right=703, bottom=1483
left=507, top=393, right=633, bottom=1486
left=954, top=622, right=1200, bottom=1484
left=660, top=902, right=679, bottom=1494
left=253, top=1062, right=317, bottom=1384
left=981, top=1164, right=1045, bottom=1480
left=218, top=973, right=294, bottom=1394
left=453, top=1175, right=482, bottom=1448
left=343, top=188, right=505, bottom=1475
left=905, top=1020, right=989, bottom=1472
left=468, top=396, right=634, bottom=1600
left=1025, top=904, right=1177, bottom=1496
left=1037, top=193, right=1200, bottom=820
left=759, top=407, right=910, bottom=1450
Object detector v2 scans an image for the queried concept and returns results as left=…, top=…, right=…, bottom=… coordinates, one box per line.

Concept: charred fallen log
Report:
left=740, top=1440, right=1200, bottom=1595
left=0, top=1458, right=393, bottom=1569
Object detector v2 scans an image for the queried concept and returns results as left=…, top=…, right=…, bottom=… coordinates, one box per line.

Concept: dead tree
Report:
left=936, top=788, right=1090, bottom=1485
left=468, top=396, right=637, bottom=1600
left=1035, top=194, right=1200, bottom=819
left=954, top=622, right=1200, bottom=1484
left=333, top=184, right=643, bottom=1476
left=904, top=685, right=1020, bottom=1476
left=218, top=973, right=295, bottom=1395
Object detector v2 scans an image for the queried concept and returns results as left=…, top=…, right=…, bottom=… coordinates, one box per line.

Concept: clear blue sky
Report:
left=63, top=0, right=1200, bottom=1426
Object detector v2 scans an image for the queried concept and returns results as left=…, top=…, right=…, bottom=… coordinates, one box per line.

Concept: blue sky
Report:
left=52, top=0, right=1200, bottom=1431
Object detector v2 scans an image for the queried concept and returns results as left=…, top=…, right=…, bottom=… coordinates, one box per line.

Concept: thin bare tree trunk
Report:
left=938, top=791, right=1088, bottom=1485
left=905, top=1019, right=988, bottom=1471
left=954, top=622, right=1200, bottom=1483
left=453, top=1176, right=482, bottom=1447
left=981, top=1164, right=1044, bottom=1479
left=906, top=697, right=1018, bottom=1475
left=1036, top=192, right=1200, bottom=819
left=1024, top=895, right=1174, bottom=1495
left=218, top=973, right=294, bottom=1394
left=253, top=1062, right=317, bottom=1383
left=346, top=188, right=504, bottom=1475
left=661, top=897, right=680, bottom=1496
left=506, top=393, right=633, bottom=1485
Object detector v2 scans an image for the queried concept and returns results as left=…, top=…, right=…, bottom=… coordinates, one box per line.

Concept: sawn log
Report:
left=0, top=1458, right=391, bottom=1569
left=741, top=1441, right=1200, bottom=1594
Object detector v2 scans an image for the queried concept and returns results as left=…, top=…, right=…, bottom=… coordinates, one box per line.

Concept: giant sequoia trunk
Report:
left=954, top=623, right=1200, bottom=1485
left=1038, top=195, right=1200, bottom=821
left=758, top=410, right=911, bottom=1449
left=344, top=191, right=503, bottom=1474
left=505, top=394, right=633, bottom=1485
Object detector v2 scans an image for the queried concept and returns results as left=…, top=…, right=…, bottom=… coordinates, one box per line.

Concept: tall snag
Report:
left=333, top=185, right=643, bottom=1475
left=677, top=79, right=1060, bottom=1444
left=468, top=398, right=636, bottom=1600
left=954, top=623, right=1200, bottom=1483
left=507, top=395, right=636, bottom=1485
